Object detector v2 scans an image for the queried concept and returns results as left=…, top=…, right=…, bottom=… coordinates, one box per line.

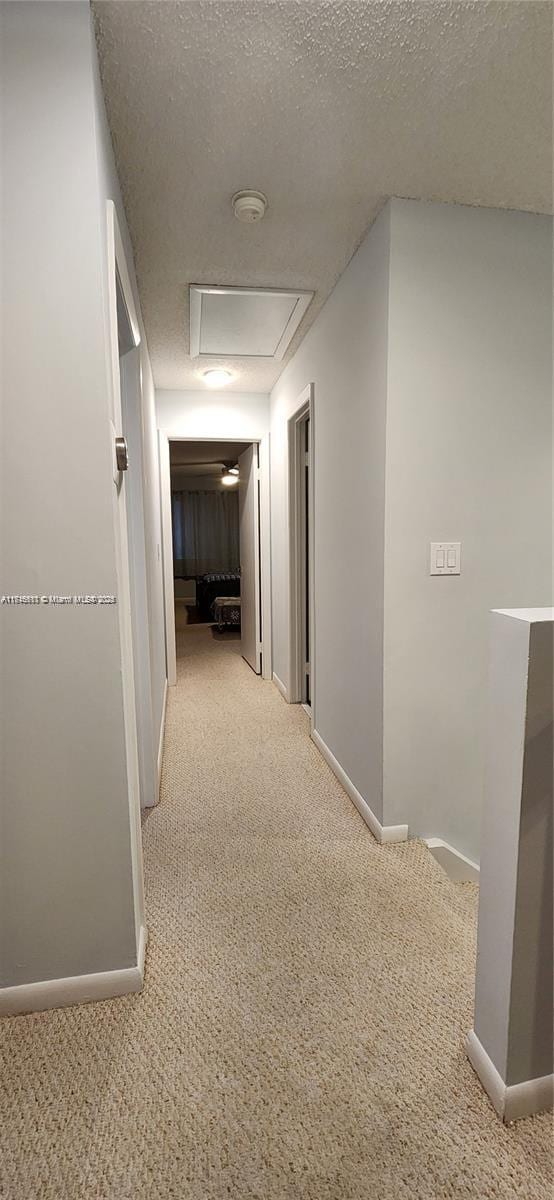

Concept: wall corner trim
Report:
left=425, top=838, right=480, bottom=882
left=272, top=672, right=289, bottom=702
left=0, top=926, right=147, bottom=1018
left=156, top=678, right=168, bottom=794
left=465, top=1029, right=554, bottom=1123
left=311, top=729, right=408, bottom=845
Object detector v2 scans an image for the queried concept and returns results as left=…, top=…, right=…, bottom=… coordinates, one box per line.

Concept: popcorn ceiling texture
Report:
left=1, top=627, right=552, bottom=1199
left=93, top=1, right=552, bottom=393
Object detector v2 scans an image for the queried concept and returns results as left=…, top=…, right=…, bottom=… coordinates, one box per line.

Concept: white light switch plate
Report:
left=430, top=542, right=461, bottom=575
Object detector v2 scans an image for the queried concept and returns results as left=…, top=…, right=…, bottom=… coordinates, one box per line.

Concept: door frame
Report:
left=238, top=442, right=262, bottom=675
left=158, top=432, right=272, bottom=684
left=288, top=384, right=315, bottom=729
left=120, top=348, right=158, bottom=808
left=106, top=200, right=146, bottom=958
left=158, top=431, right=177, bottom=686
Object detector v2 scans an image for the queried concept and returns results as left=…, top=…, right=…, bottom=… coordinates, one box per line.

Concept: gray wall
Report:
left=0, top=1, right=133, bottom=984
left=0, top=1, right=164, bottom=986
left=270, top=205, right=391, bottom=819
left=269, top=198, right=552, bottom=861
left=383, top=199, right=553, bottom=861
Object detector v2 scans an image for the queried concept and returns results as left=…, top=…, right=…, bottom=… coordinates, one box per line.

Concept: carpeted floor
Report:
left=1, top=626, right=552, bottom=1199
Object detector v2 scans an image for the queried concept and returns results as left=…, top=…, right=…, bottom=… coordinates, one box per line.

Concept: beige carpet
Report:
left=1, top=626, right=552, bottom=1199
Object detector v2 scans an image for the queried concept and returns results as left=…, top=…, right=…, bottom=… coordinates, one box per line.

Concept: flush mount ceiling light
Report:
left=202, top=368, right=233, bottom=388
left=232, top=190, right=267, bottom=223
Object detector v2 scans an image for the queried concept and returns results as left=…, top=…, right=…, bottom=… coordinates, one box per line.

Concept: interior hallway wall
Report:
left=383, top=199, right=553, bottom=862
left=269, top=198, right=552, bottom=863
left=0, top=1, right=134, bottom=986
left=156, top=390, right=270, bottom=442
left=0, top=1, right=164, bottom=989
left=270, top=206, right=391, bottom=821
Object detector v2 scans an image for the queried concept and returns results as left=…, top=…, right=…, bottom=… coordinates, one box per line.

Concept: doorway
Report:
left=158, top=435, right=272, bottom=683
left=288, top=384, right=315, bottom=722
left=106, top=200, right=147, bottom=955
left=119, top=345, right=157, bottom=809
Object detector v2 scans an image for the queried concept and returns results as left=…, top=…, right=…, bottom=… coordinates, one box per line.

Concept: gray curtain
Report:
left=172, top=489, right=239, bottom=577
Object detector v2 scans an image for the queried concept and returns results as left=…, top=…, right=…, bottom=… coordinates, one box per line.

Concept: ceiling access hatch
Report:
left=189, top=285, right=313, bottom=361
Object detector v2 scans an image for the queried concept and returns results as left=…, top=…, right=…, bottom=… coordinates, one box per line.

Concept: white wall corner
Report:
left=425, top=838, right=480, bottom=883
left=311, top=729, right=408, bottom=845
left=156, top=677, right=168, bottom=796
left=466, top=1029, right=554, bottom=1123
left=272, top=672, right=289, bottom=702
left=0, top=926, right=147, bottom=1018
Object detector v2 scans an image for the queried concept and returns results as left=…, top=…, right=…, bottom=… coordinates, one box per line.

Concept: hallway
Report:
left=1, top=626, right=551, bottom=1199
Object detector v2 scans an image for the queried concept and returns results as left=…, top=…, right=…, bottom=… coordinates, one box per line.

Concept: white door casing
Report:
left=288, top=383, right=315, bottom=729
left=158, top=431, right=177, bottom=687
left=157, top=434, right=271, bottom=685
left=239, top=443, right=262, bottom=674
left=120, top=349, right=157, bottom=808
left=105, top=200, right=146, bottom=952
left=258, top=434, right=272, bottom=683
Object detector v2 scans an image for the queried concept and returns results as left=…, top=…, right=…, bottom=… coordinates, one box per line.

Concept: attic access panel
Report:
left=189, top=285, right=313, bottom=361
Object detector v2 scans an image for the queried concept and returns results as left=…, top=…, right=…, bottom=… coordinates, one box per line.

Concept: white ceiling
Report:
left=94, top=1, right=552, bottom=394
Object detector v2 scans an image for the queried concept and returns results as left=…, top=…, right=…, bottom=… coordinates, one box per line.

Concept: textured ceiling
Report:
left=93, top=1, right=552, bottom=393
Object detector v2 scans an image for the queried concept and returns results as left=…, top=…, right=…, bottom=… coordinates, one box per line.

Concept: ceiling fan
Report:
left=221, top=462, right=239, bottom=486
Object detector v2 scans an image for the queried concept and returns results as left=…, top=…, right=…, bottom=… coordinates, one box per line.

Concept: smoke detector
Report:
left=232, top=190, right=267, bottom=223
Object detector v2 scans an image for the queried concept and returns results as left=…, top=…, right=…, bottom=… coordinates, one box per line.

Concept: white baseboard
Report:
left=425, top=838, right=480, bottom=882
left=0, top=925, right=147, bottom=1017
left=157, top=678, right=168, bottom=792
left=311, top=729, right=408, bottom=845
left=272, top=672, right=288, bottom=702
left=466, top=1029, right=554, bottom=1122
left=137, top=922, right=147, bottom=974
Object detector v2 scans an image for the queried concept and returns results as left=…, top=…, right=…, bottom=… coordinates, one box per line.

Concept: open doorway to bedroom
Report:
left=170, top=440, right=248, bottom=634
left=158, top=435, right=271, bottom=684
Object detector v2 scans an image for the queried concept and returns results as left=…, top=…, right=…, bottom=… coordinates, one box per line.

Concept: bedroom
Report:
left=168, top=439, right=261, bottom=669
